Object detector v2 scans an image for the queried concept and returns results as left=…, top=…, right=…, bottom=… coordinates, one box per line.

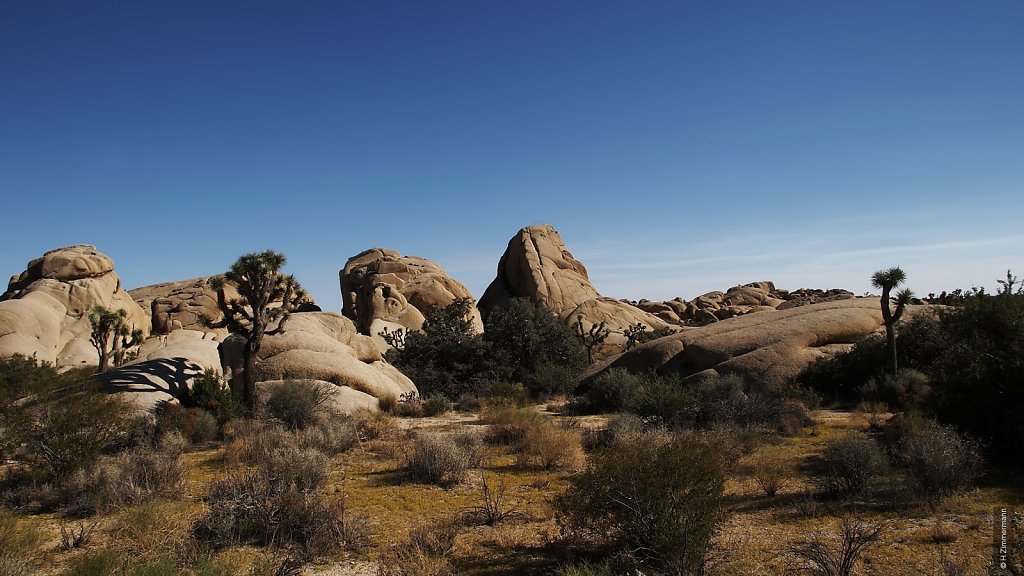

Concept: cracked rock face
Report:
left=0, top=245, right=148, bottom=368
left=479, top=225, right=601, bottom=318
left=340, top=248, right=482, bottom=340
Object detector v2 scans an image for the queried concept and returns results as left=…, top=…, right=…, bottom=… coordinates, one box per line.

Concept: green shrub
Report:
left=816, top=433, right=888, bottom=498
left=180, top=369, right=242, bottom=425
left=422, top=393, right=453, bottom=417
left=1, top=388, right=137, bottom=479
left=554, top=432, right=725, bottom=574
left=264, top=380, right=334, bottom=430
left=481, top=405, right=544, bottom=447
left=578, top=368, right=647, bottom=413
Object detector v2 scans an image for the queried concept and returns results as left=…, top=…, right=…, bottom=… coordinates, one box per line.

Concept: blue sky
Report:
left=2, top=1, right=1021, bottom=308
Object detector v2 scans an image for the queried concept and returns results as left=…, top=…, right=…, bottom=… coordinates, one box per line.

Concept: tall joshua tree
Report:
left=88, top=306, right=143, bottom=373
left=204, top=250, right=305, bottom=413
left=871, top=267, right=914, bottom=375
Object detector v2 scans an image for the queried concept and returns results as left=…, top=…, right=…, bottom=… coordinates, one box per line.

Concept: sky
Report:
left=2, top=1, right=1021, bottom=309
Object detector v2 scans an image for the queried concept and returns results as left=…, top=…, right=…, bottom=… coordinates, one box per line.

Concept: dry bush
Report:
left=193, top=469, right=368, bottom=558
left=553, top=562, right=615, bottom=576
left=481, top=405, right=544, bottom=447
left=929, top=519, right=959, bottom=544
left=462, top=474, right=519, bottom=526
left=265, top=380, right=335, bottom=430
left=746, top=446, right=792, bottom=497
left=114, top=500, right=195, bottom=566
left=405, top=433, right=480, bottom=487
left=265, top=446, right=329, bottom=493
left=516, top=420, right=584, bottom=470
left=936, top=549, right=969, bottom=576
left=221, top=419, right=288, bottom=467
left=815, top=432, right=888, bottom=499
left=155, top=404, right=218, bottom=443
left=61, top=434, right=187, bottom=515
left=294, top=413, right=358, bottom=456
left=896, top=419, right=982, bottom=506
left=554, top=432, right=725, bottom=575
left=581, top=413, right=647, bottom=452
left=355, top=409, right=402, bottom=441
left=787, top=517, right=884, bottom=576
left=379, top=394, right=399, bottom=414
left=377, top=520, right=458, bottom=576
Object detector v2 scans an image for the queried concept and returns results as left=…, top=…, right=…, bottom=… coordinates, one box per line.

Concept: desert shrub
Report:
left=114, top=500, right=195, bottom=566
left=264, top=380, right=334, bottom=430
left=553, top=561, right=615, bottom=576
left=580, top=413, right=649, bottom=452
left=389, top=298, right=494, bottom=399
left=859, top=368, right=932, bottom=412
left=483, top=297, right=586, bottom=398
left=221, top=419, right=288, bottom=467
left=1, top=388, right=137, bottom=479
left=265, top=446, right=329, bottom=493
left=155, top=404, right=218, bottom=443
left=193, top=469, right=368, bottom=557
left=929, top=290, right=1024, bottom=462
left=64, top=435, right=187, bottom=515
left=747, top=446, right=792, bottom=497
left=481, top=405, right=544, bottom=447
left=379, top=393, right=399, bottom=414
left=554, top=432, right=725, bottom=574
left=517, top=420, right=584, bottom=470
left=405, top=433, right=480, bottom=487
left=422, top=393, right=452, bottom=417
left=294, top=414, right=358, bottom=455
left=483, top=381, right=531, bottom=406
left=64, top=549, right=122, bottom=576
left=627, top=374, right=695, bottom=426
left=815, top=432, right=888, bottom=498
left=354, top=409, right=401, bottom=441
left=0, top=355, right=62, bottom=405
left=180, top=369, right=242, bottom=425
left=377, top=520, right=458, bottom=576
left=578, top=368, right=647, bottom=413
left=787, top=517, right=884, bottom=576
left=895, top=419, right=982, bottom=505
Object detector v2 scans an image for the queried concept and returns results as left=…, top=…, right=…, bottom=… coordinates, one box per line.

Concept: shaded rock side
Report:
left=341, top=248, right=483, bottom=336
left=478, top=225, right=601, bottom=318
left=221, top=311, right=416, bottom=402
left=0, top=245, right=149, bottom=368
left=97, top=329, right=222, bottom=411
left=592, top=298, right=901, bottom=385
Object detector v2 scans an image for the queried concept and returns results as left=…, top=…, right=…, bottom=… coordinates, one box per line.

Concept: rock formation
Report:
left=589, top=298, right=928, bottom=386
left=341, top=248, right=482, bottom=346
left=220, top=311, right=416, bottom=403
left=0, top=245, right=149, bottom=368
left=479, top=225, right=672, bottom=358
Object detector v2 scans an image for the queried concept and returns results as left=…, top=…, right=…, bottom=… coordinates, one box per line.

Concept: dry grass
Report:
left=3, top=408, right=1021, bottom=576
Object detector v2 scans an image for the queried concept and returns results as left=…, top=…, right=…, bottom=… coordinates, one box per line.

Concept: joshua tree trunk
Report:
left=879, top=286, right=897, bottom=375
left=242, top=320, right=264, bottom=414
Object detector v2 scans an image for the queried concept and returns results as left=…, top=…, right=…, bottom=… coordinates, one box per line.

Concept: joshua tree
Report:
left=88, top=306, right=143, bottom=373
left=623, top=322, right=647, bottom=352
left=576, top=316, right=610, bottom=364
left=870, top=267, right=914, bottom=375
left=204, top=250, right=305, bottom=413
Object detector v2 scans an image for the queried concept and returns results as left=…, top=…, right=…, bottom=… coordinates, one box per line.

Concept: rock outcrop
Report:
left=479, top=225, right=672, bottom=359
left=341, top=248, right=483, bottom=341
left=221, top=311, right=416, bottom=403
left=0, top=245, right=149, bottom=368
left=129, top=277, right=235, bottom=335
left=635, top=282, right=856, bottom=326
left=590, top=298, right=920, bottom=386
left=479, top=225, right=601, bottom=318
